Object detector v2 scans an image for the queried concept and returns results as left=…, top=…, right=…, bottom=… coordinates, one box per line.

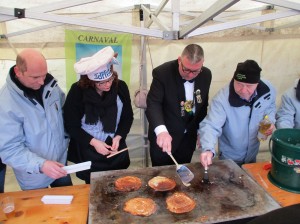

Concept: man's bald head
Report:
left=16, top=49, right=47, bottom=73
left=14, top=49, right=48, bottom=90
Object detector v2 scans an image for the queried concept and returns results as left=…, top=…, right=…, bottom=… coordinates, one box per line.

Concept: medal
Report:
left=195, top=89, right=202, bottom=104
left=180, top=101, right=185, bottom=117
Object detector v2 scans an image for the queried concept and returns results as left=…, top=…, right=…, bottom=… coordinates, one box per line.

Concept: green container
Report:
left=268, top=128, right=300, bottom=193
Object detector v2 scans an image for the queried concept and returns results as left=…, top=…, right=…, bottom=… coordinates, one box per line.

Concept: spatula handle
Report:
left=168, top=153, right=179, bottom=166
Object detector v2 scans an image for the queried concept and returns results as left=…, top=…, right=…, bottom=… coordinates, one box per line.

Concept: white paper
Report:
left=41, top=195, right=74, bottom=204
left=62, top=161, right=91, bottom=174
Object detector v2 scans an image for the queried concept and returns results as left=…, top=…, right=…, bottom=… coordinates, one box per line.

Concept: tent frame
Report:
left=1, top=0, right=300, bottom=39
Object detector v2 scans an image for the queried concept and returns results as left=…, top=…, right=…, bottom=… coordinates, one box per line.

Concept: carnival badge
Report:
left=184, top=100, right=194, bottom=115
left=195, top=89, right=202, bottom=104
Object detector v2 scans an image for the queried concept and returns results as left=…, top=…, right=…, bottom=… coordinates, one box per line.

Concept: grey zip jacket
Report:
left=0, top=69, right=68, bottom=190
left=276, top=79, right=300, bottom=129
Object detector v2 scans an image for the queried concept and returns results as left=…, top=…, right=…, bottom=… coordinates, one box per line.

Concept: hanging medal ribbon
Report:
left=195, top=89, right=202, bottom=104
left=180, top=101, right=185, bottom=117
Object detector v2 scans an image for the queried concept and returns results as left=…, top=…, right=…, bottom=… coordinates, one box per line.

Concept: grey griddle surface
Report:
left=89, top=159, right=280, bottom=223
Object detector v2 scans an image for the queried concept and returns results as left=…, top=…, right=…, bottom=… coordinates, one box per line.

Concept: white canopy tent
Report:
left=0, top=0, right=300, bottom=167
left=1, top=0, right=300, bottom=38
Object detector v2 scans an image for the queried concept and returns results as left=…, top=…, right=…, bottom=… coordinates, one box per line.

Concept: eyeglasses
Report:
left=180, top=61, right=202, bottom=75
left=95, top=76, right=115, bottom=85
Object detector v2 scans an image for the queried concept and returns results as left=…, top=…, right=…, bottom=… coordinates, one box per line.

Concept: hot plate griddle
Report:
left=89, top=159, right=280, bottom=223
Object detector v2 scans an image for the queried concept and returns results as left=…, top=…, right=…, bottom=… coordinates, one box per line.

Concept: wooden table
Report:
left=242, top=161, right=300, bottom=207
left=0, top=184, right=90, bottom=224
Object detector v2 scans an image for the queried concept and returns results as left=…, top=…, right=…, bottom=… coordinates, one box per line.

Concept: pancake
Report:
left=148, top=176, right=176, bottom=191
left=114, top=176, right=142, bottom=192
left=123, top=197, right=157, bottom=216
left=166, top=192, right=196, bottom=214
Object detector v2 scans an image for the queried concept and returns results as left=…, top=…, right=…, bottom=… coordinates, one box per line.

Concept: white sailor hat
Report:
left=74, top=46, right=119, bottom=81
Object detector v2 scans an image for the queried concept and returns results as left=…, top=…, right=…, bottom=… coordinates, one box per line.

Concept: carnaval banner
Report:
left=65, top=30, right=132, bottom=91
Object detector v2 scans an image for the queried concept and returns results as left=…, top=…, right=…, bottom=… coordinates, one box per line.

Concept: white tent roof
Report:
left=1, top=0, right=300, bottom=40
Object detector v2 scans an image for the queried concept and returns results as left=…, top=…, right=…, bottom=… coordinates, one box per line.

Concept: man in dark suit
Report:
left=146, top=44, right=212, bottom=166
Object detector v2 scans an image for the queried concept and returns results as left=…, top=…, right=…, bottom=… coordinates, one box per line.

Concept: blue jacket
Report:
left=199, top=79, right=276, bottom=164
left=276, top=80, right=300, bottom=129
left=0, top=68, right=68, bottom=190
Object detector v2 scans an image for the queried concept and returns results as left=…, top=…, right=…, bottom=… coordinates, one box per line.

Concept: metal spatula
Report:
left=168, top=153, right=194, bottom=186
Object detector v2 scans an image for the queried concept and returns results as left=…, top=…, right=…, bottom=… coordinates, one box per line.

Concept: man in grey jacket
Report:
left=276, top=79, right=300, bottom=129
left=199, top=60, right=276, bottom=168
left=0, top=49, right=72, bottom=190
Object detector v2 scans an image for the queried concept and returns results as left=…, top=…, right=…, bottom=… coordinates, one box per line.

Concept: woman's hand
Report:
left=90, top=138, right=112, bottom=156
left=111, top=135, right=122, bottom=152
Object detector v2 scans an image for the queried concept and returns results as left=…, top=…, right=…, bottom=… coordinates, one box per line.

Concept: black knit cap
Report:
left=233, top=60, right=262, bottom=84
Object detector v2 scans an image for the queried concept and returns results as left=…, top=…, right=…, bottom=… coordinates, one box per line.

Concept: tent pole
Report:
left=139, top=7, right=150, bottom=167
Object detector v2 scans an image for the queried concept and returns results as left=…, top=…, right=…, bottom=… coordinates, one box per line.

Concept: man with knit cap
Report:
left=198, top=59, right=276, bottom=167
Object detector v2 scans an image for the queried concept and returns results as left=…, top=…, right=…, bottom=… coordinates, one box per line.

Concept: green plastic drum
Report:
left=268, top=128, right=300, bottom=193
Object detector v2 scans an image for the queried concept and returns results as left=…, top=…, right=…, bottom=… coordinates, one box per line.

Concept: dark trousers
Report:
left=150, top=132, right=196, bottom=167
left=0, top=165, right=6, bottom=193
left=50, top=174, right=73, bottom=188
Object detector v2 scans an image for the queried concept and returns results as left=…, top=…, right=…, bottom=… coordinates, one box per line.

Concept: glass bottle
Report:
left=257, top=115, right=272, bottom=141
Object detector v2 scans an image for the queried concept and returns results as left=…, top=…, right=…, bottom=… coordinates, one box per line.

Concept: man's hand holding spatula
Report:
left=156, top=131, right=172, bottom=154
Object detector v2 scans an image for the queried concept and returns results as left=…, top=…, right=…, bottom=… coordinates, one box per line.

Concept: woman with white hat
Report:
left=63, top=46, right=133, bottom=184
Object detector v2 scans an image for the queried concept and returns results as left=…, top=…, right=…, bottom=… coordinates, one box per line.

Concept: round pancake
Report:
left=115, top=176, right=142, bottom=192
left=123, top=197, right=157, bottom=216
left=148, top=176, right=176, bottom=191
left=166, top=192, right=196, bottom=214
